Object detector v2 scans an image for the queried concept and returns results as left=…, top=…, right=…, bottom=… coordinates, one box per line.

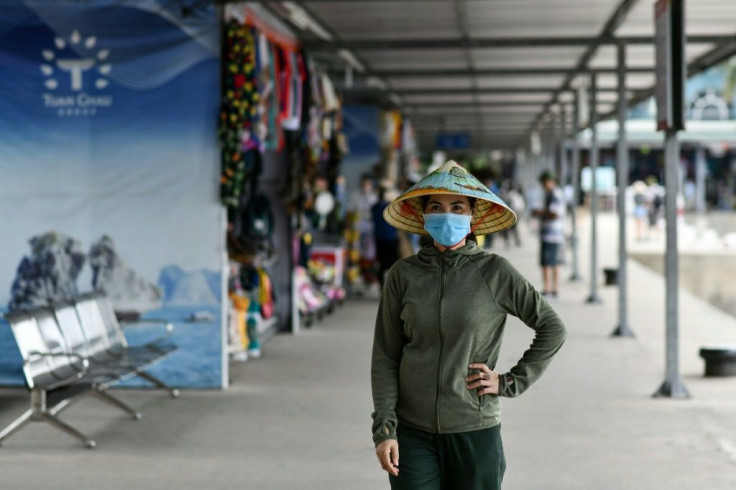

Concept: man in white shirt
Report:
left=532, top=171, right=566, bottom=299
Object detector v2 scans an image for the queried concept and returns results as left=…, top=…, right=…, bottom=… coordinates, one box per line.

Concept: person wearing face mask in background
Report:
left=371, top=161, right=567, bottom=490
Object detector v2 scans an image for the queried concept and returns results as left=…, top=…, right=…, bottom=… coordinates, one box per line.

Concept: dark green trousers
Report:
left=389, top=423, right=506, bottom=490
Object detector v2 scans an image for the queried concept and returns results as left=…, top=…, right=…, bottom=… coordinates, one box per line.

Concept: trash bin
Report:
left=699, top=346, right=736, bottom=376
left=603, top=268, right=618, bottom=286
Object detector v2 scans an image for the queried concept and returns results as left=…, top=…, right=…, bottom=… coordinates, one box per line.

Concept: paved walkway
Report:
left=2, top=212, right=736, bottom=489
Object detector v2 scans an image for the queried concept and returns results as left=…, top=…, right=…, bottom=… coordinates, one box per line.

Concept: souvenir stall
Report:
left=219, top=4, right=348, bottom=343
left=343, top=109, right=420, bottom=293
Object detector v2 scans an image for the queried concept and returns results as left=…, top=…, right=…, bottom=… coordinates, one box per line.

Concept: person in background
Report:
left=371, top=187, right=400, bottom=291
left=372, top=160, right=567, bottom=490
left=498, top=180, right=524, bottom=248
left=647, top=178, right=664, bottom=235
left=532, top=170, right=566, bottom=299
left=350, top=174, right=379, bottom=285
left=632, top=180, right=649, bottom=241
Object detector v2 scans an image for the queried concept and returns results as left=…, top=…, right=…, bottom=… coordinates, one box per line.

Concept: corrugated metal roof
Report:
left=257, top=0, right=736, bottom=152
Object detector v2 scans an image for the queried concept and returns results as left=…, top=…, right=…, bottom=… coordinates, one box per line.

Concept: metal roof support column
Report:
left=532, top=134, right=542, bottom=190
left=558, top=106, right=572, bottom=275
left=512, top=147, right=521, bottom=185
left=569, top=94, right=582, bottom=282
left=586, top=73, right=602, bottom=304
left=546, top=119, right=556, bottom=171
left=612, top=42, right=635, bottom=337
left=538, top=127, right=547, bottom=171
left=558, top=106, right=568, bottom=189
left=653, top=0, right=689, bottom=400
left=653, top=130, right=690, bottom=398
left=695, top=147, right=707, bottom=214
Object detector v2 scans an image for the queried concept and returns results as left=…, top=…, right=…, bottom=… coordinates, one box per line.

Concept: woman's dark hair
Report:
left=420, top=195, right=476, bottom=212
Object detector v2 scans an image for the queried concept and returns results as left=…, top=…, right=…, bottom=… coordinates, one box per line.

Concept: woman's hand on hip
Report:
left=375, top=439, right=399, bottom=476
left=466, top=363, right=500, bottom=396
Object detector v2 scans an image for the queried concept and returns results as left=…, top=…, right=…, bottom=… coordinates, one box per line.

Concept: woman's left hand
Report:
left=465, top=363, right=500, bottom=396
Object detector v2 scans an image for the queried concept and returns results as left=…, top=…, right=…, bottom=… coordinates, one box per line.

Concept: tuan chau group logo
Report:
left=41, top=29, right=113, bottom=116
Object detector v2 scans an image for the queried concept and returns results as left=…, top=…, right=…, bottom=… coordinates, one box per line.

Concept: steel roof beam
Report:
left=413, top=120, right=539, bottom=125
left=405, top=102, right=615, bottom=109
left=451, top=0, right=487, bottom=146
left=529, top=0, right=642, bottom=133
left=254, top=0, right=481, bottom=3
left=404, top=101, right=547, bottom=108
left=599, top=33, right=736, bottom=121
left=348, top=87, right=623, bottom=95
left=366, top=67, right=655, bottom=78
left=303, top=35, right=730, bottom=51
left=409, top=110, right=545, bottom=116
left=413, top=129, right=534, bottom=132
left=411, top=117, right=536, bottom=122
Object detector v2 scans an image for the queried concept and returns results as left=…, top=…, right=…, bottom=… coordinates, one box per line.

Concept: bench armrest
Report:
left=120, top=318, right=174, bottom=343
left=26, top=351, right=90, bottom=384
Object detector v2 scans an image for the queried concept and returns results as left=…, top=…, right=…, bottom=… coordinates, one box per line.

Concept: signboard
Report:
left=435, top=131, right=472, bottom=150
left=0, top=1, right=225, bottom=388
left=654, top=0, right=686, bottom=131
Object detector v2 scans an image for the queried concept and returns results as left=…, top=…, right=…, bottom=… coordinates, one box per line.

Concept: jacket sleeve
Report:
left=370, top=265, right=406, bottom=446
left=493, top=257, right=567, bottom=398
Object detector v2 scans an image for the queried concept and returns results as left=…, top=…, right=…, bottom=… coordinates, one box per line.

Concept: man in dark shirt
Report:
left=371, top=187, right=399, bottom=291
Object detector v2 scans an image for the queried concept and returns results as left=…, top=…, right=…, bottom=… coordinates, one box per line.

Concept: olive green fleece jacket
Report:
left=371, top=242, right=567, bottom=446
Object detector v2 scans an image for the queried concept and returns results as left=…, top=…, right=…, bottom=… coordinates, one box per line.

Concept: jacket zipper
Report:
left=434, top=258, right=445, bottom=433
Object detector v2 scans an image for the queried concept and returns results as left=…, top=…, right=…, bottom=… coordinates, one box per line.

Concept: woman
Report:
left=371, top=161, right=567, bottom=490
left=632, top=180, right=649, bottom=241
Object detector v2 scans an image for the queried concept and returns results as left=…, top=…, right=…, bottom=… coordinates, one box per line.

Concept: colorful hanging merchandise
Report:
left=294, top=266, right=329, bottom=328
left=245, top=291, right=262, bottom=358
left=241, top=192, right=274, bottom=244
left=227, top=251, right=278, bottom=359
left=227, top=261, right=250, bottom=362
left=219, top=19, right=260, bottom=208
left=255, top=31, right=280, bottom=152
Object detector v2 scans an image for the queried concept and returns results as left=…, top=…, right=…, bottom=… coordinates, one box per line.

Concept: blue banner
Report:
left=0, top=1, right=224, bottom=387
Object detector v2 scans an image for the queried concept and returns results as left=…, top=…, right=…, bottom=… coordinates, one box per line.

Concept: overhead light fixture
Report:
left=366, top=76, right=388, bottom=91
left=338, top=49, right=365, bottom=74
left=282, top=2, right=333, bottom=41
left=389, top=93, right=402, bottom=106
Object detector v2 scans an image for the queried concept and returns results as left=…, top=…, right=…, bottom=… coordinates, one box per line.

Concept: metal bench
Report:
left=0, top=293, right=179, bottom=448
left=77, top=292, right=179, bottom=397
left=64, top=294, right=179, bottom=397
left=0, top=309, right=97, bottom=448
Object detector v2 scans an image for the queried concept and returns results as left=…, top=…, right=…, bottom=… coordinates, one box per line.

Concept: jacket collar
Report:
left=417, top=241, right=484, bottom=265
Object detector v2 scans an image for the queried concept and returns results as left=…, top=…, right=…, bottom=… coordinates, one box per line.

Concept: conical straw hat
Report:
left=383, top=160, right=517, bottom=236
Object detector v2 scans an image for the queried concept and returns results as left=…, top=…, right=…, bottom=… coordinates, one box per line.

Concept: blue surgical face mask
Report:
left=423, top=213, right=472, bottom=248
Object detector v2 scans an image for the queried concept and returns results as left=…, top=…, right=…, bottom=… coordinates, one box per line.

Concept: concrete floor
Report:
left=2, top=213, right=736, bottom=489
